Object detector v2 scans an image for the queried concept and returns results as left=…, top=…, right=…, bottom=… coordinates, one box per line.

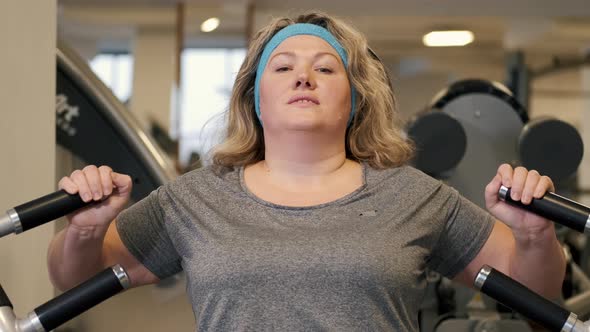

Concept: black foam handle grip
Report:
left=13, top=190, right=89, bottom=232
left=0, top=284, right=12, bottom=309
left=500, top=187, right=590, bottom=233
left=34, top=266, right=126, bottom=331
left=477, top=266, right=570, bottom=332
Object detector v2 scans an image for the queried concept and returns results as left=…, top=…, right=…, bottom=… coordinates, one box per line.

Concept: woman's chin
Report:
left=262, top=112, right=346, bottom=132
left=281, top=121, right=322, bottom=132
left=270, top=119, right=347, bottom=134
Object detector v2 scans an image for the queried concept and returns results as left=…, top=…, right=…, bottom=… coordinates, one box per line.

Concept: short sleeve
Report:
left=116, top=187, right=182, bottom=279
left=427, top=186, right=495, bottom=279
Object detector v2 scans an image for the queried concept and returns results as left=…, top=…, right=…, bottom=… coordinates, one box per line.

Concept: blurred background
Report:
left=57, top=0, right=590, bottom=169
left=1, top=1, right=590, bottom=331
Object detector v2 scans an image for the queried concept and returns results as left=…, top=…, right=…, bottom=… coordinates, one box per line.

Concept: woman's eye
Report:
left=317, top=67, right=333, bottom=73
left=275, top=66, right=290, bottom=72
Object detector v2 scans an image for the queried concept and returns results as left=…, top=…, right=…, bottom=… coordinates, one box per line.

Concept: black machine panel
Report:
left=55, top=43, right=177, bottom=202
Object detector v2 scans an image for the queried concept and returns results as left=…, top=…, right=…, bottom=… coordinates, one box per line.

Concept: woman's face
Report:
left=259, top=35, right=351, bottom=131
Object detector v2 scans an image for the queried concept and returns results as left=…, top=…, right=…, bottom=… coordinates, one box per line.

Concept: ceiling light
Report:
left=201, top=17, right=220, bottom=33
left=422, top=30, right=474, bottom=47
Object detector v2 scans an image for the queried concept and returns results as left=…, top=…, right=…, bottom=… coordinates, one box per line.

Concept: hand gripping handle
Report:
left=499, top=186, right=590, bottom=233
left=0, top=190, right=90, bottom=238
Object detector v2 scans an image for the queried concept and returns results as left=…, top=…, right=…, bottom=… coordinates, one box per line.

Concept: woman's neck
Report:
left=262, top=152, right=348, bottom=177
left=262, top=130, right=348, bottom=174
left=243, top=131, right=363, bottom=203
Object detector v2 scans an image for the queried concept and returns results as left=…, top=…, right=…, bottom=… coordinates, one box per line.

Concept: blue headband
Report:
left=254, top=23, right=357, bottom=127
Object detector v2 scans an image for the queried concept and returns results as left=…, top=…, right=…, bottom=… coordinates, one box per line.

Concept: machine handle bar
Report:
left=499, top=186, right=590, bottom=234
left=475, top=265, right=583, bottom=332
left=1, top=190, right=91, bottom=238
left=33, top=265, right=130, bottom=332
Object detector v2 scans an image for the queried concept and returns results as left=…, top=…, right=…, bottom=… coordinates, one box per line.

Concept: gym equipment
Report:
left=468, top=186, right=590, bottom=331
left=56, top=42, right=178, bottom=202
left=51, top=42, right=192, bottom=332
left=410, top=79, right=528, bottom=208
left=0, top=191, right=130, bottom=331
left=0, top=190, right=86, bottom=238
left=0, top=265, right=130, bottom=332
left=409, top=79, right=584, bottom=208
left=400, top=55, right=587, bottom=332
left=499, top=186, right=590, bottom=234
left=426, top=186, right=590, bottom=332
left=410, top=80, right=531, bottom=331
left=474, top=265, right=588, bottom=332
left=498, top=185, right=590, bottom=319
left=518, top=118, right=584, bottom=183
left=407, top=112, right=467, bottom=176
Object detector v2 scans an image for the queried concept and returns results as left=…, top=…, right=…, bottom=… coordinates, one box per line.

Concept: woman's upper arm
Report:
left=103, top=220, right=161, bottom=287
left=453, top=220, right=514, bottom=286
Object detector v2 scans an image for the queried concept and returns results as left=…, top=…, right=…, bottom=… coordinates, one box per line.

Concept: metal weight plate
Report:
left=408, top=112, right=467, bottom=176
left=519, top=118, right=584, bottom=182
left=431, top=79, right=527, bottom=208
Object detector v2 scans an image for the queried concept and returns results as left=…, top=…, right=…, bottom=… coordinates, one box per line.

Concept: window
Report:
left=89, top=53, right=134, bottom=103
left=88, top=48, right=246, bottom=168
left=179, top=48, right=246, bottom=165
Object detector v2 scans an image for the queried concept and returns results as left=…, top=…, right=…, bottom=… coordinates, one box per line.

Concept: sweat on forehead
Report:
left=254, top=23, right=357, bottom=127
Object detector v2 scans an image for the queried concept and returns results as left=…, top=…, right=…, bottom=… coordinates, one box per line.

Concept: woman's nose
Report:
left=295, top=70, right=316, bottom=89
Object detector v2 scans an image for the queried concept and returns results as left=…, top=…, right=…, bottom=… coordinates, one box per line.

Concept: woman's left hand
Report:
left=485, top=163, right=555, bottom=238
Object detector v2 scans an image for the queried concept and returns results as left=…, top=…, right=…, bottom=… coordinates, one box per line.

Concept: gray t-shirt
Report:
left=116, top=163, right=494, bottom=331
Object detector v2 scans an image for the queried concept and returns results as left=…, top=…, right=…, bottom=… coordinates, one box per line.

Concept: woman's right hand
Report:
left=58, top=165, right=132, bottom=231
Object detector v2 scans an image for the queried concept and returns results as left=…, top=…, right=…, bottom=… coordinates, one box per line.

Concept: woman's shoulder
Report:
left=164, top=164, right=241, bottom=192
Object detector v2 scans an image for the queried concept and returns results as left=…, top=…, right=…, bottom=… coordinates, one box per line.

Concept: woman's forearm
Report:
left=47, top=223, right=109, bottom=291
left=508, top=224, right=566, bottom=300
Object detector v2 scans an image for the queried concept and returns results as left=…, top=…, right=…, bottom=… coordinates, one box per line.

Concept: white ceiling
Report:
left=58, top=0, right=590, bottom=16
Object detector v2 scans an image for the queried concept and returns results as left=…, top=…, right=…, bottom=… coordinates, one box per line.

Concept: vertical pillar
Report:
left=580, top=67, right=590, bottom=205
left=0, top=0, right=57, bottom=316
left=130, top=28, right=177, bottom=135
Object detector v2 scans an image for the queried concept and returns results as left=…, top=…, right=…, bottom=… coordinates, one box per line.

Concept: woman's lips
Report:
left=288, top=94, right=319, bottom=105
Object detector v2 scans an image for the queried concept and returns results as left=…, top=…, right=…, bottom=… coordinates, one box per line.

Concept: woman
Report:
left=48, top=12, right=565, bottom=331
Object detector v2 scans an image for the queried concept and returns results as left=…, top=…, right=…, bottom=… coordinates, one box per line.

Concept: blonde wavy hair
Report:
left=211, top=11, right=414, bottom=169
